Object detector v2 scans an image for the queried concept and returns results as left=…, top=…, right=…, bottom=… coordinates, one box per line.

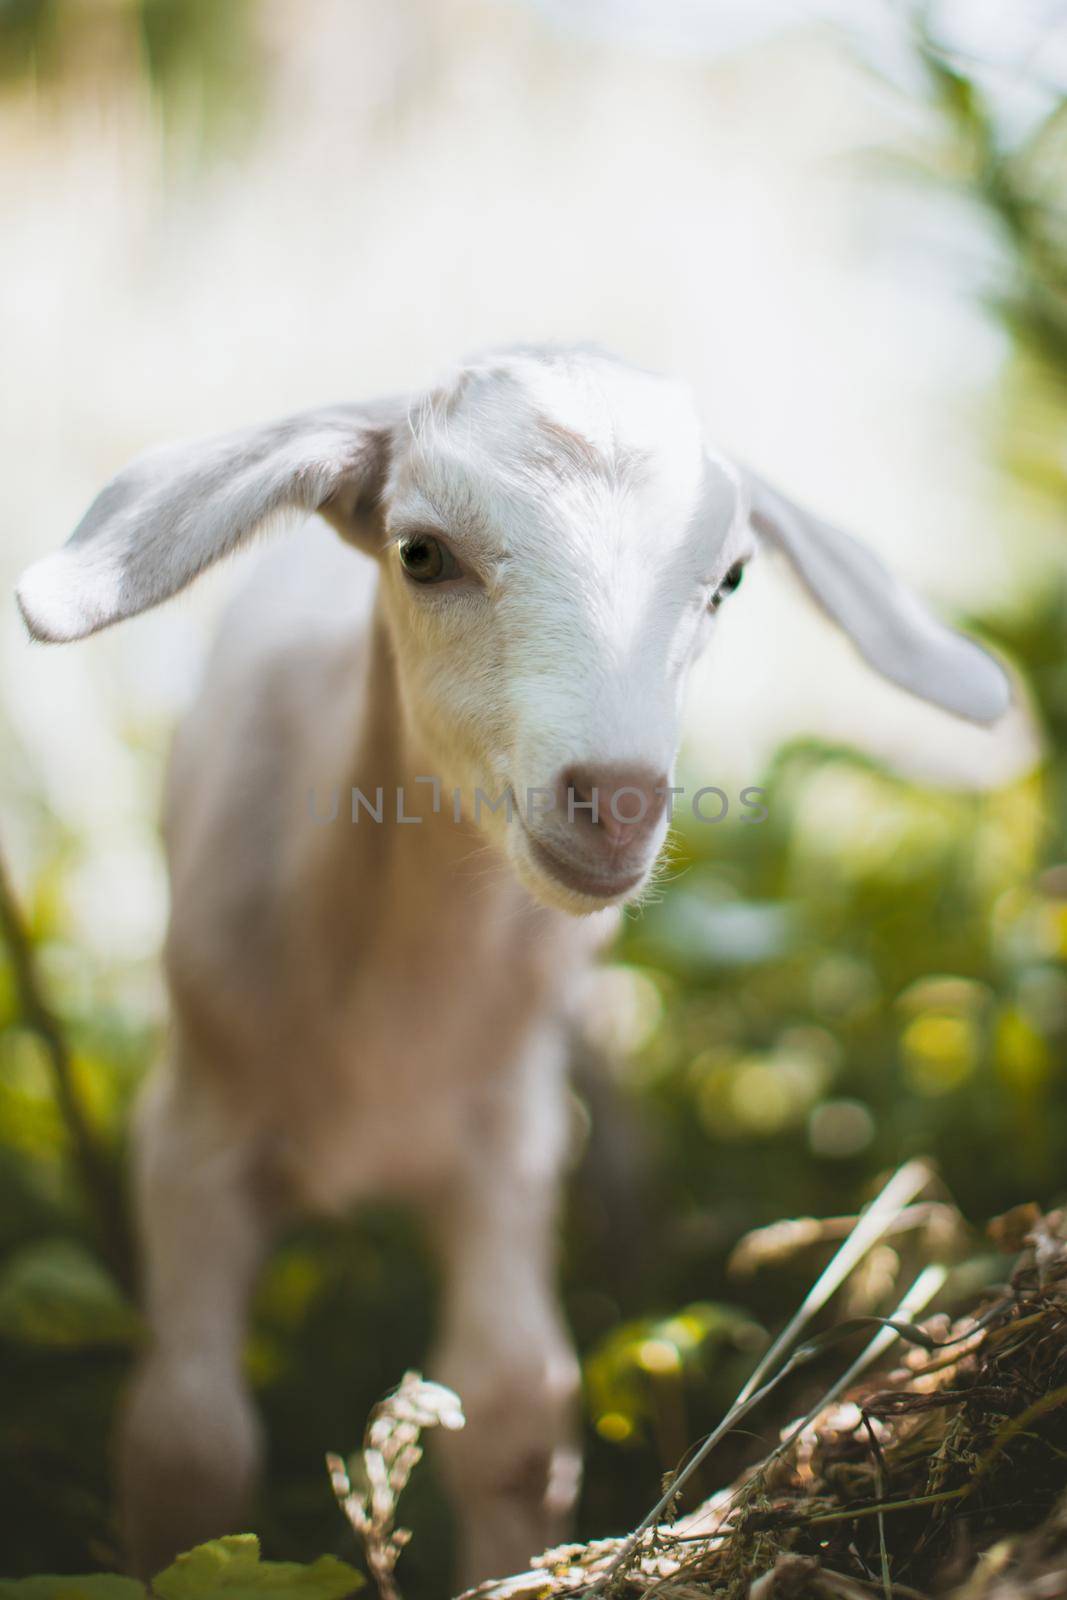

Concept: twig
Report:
left=0, top=841, right=134, bottom=1290
left=729, top=1204, right=963, bottom=1277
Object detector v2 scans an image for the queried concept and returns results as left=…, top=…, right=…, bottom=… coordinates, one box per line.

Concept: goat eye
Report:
left=398, top=534, right=461, bottom=585
left=709, top=561, right=745, bottom=611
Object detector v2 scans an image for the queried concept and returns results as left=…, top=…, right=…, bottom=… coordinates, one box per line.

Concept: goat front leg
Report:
left=117, top=1063, right=276, bottom=1577
left=429, top=1027, right=581, bottom=1589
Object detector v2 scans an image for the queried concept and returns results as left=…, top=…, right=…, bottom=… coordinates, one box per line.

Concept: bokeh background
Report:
left=1, top=0, right=1066, bottom=1589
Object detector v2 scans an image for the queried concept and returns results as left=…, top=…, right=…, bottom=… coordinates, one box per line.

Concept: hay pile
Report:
left=465, top=1204, right=1067, bottom=1600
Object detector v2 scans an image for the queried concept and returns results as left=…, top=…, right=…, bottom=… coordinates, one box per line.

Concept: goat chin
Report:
left=509, top=838, right=651, bottom=916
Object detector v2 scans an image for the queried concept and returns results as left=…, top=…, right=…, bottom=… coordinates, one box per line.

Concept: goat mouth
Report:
left=521, top=830, right=647, bottom=904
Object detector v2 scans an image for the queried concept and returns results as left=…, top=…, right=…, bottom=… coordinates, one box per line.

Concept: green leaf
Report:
left=152, top=1536, right=363, bottom=1599
left=0, top=1540, right=363, bottom=1600
left=0, top=1237, right=141, bottom=1348
left=0, top=1578, right=144, bottom=1599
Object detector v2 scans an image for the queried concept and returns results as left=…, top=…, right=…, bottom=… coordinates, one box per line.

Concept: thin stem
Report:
left=864, top=1414, right=892, bottom=1600
left=0, top=842, right=133, bottom=1291
left=803, top=1489, right=967, bottom=1525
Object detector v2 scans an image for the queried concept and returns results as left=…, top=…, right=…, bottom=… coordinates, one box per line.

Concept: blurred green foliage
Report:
left=1, top=10, right=1066, bottom=1597
left=901, top=21, right=1067, bottom=509
left=913, top=32, right=1067, bottom=387
left=0, top=0, right=259, bottom=147
left=0, top=1533, right=362, bottom=1597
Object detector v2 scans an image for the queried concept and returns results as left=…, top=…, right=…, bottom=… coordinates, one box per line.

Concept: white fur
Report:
left=15, top=344, right=1010, bottom=1583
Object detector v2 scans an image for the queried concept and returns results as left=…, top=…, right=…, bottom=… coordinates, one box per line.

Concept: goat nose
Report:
left=559, top=763, right=669, bottom=847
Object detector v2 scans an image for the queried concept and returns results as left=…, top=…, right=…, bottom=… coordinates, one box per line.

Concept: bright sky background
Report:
left=0, top=0, right=1057, bottom=959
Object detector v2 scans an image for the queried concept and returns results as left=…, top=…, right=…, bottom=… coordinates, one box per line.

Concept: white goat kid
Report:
left=16, top=346, right=1009, bottom=1585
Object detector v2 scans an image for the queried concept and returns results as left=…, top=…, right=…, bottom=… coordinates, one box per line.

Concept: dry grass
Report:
left=458, top=1197, right=1067, bottom=1600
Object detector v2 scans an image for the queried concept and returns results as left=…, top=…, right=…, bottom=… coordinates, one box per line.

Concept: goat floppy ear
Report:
left=16, top=398, right=407, bottom=643
left=743, top=469, right=1011, bottom=725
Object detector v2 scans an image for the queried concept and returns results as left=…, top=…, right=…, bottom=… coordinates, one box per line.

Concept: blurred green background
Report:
left=1, top=0, right=1065, bottom=1592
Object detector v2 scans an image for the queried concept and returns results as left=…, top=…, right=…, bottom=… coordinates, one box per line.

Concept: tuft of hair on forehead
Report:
left=526, top=414, right=649, bottom=489
left=406, top=343, right=696, bottom=493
